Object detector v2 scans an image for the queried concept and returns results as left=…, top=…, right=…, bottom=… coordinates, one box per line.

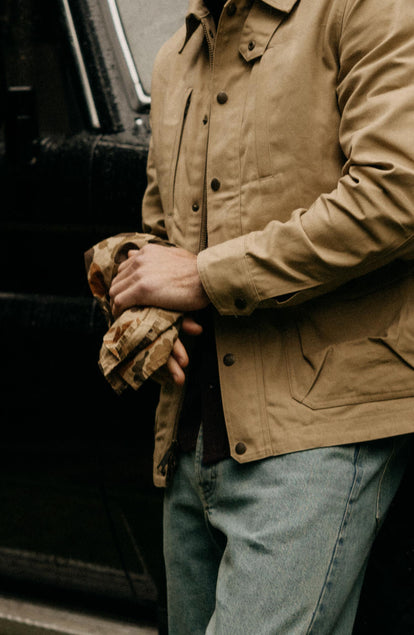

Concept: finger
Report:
left=171, top=337, right=189, bottom=369
left=109, top=277, right=123, bottom=297
left=109, top=294, right=123, bottom=319
left=109, top=288, right=132, bottom=317
left=166, top=354, right=186, bottom=386
left=181, top=316, right=203, bottom=336
left=115, top=250, right=144, bottom=281
left=115, top=256, right=137, bottom=278
left=109, top=266, right=139, bottom=299
left=109, top=280, right=130, bottom=306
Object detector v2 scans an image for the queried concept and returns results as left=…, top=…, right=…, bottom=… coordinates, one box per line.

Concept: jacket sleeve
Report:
left=141, top=133, right=168, bottom=241
left=197, top=0, right=414, bottom=316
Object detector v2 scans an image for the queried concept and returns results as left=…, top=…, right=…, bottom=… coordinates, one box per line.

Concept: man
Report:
left=110, top=0, right=414, bottom=632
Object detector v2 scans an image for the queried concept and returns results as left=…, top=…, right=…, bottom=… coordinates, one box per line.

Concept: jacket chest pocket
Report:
left=240, top=11, right=288, bottom=180
left=250, top=49, right=285, bottom=180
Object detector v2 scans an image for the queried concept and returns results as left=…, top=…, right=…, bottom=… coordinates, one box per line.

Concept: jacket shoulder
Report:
left=152, top=25, right=187, bottom=85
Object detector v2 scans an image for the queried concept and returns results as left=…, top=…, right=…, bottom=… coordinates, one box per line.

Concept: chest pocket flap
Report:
left=239, top=0, right=300, bottom=62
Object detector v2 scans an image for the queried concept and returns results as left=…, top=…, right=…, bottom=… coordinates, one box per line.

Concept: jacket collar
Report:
left=179, top=0, right=209, bottom=52
left=180, top=0, right=299, bottom=53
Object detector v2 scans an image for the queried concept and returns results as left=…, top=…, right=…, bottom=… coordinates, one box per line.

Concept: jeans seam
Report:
left=306, top=445, right=363, bottom=634
left=204, top=508, right=226, bottom=555
left=200, top=465, right=218, bottom=505
left=194, top=425, right=218, bottom=505
left=374, top=438, right=397, bottom=534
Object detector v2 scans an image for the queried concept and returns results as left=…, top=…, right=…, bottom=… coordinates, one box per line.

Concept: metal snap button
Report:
left=211, top=178, right=221, bottom=191
left=223, top=353, right=235, bottom=366
left=235, top=442, right=247, bottom=455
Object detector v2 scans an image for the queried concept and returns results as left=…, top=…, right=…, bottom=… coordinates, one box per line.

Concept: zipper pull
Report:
left=157, top=440, right=179, bottom=483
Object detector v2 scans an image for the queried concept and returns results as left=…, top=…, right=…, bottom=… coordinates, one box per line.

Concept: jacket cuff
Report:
left=197, top=236, right=260, bottom=316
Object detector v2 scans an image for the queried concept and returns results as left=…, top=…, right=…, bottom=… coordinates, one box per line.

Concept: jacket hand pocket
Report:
left=169, top=87, right=193, bottom=212
left=285, top=277, right=414, bottom=409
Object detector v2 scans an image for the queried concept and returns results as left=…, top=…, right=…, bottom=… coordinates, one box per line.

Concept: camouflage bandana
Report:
left=84, top=233, right=182, bottom=394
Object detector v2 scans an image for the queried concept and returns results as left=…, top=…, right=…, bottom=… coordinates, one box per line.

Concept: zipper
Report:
left=202, top=19, right=216, bottom=72
left=157, top=387, right=186, bottom=485
left=159, top=19, right=217, bottom=483
left=157, top=311, right=204, bottom=484
left=157, top=439, right=179, bottom=484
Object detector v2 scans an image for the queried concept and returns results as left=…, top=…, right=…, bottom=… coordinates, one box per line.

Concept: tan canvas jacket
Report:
left=142, top=0, right=414, bottom=487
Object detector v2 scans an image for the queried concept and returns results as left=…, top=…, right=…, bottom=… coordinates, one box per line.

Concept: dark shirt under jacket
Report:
left=177, top=307, right=230, bottom=465
left=177, top=1, right=229, bottom=464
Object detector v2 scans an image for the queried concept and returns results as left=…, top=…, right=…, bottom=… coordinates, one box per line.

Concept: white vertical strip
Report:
left=105, top=0, right=151, bottom=107
left=61, top=0, right=101, bottom=129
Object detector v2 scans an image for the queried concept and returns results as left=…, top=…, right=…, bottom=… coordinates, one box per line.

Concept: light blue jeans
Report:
left=163, top=429, right=411, bottom=634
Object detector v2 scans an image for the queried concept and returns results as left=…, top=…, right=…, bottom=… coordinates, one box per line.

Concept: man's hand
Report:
left=109, top=244, right=209, bottom=317
left=167, top=316, right=203, bottom=385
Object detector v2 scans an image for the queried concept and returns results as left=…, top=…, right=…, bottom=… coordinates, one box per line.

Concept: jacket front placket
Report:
left=204, top=0, right=299, bottom=249
left=206, top=0, right=300, bottom=463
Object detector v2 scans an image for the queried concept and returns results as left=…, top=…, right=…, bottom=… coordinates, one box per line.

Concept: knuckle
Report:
left=136, top=278, right=149, bottom=295
left=128, top=251, right=140, bottom=267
